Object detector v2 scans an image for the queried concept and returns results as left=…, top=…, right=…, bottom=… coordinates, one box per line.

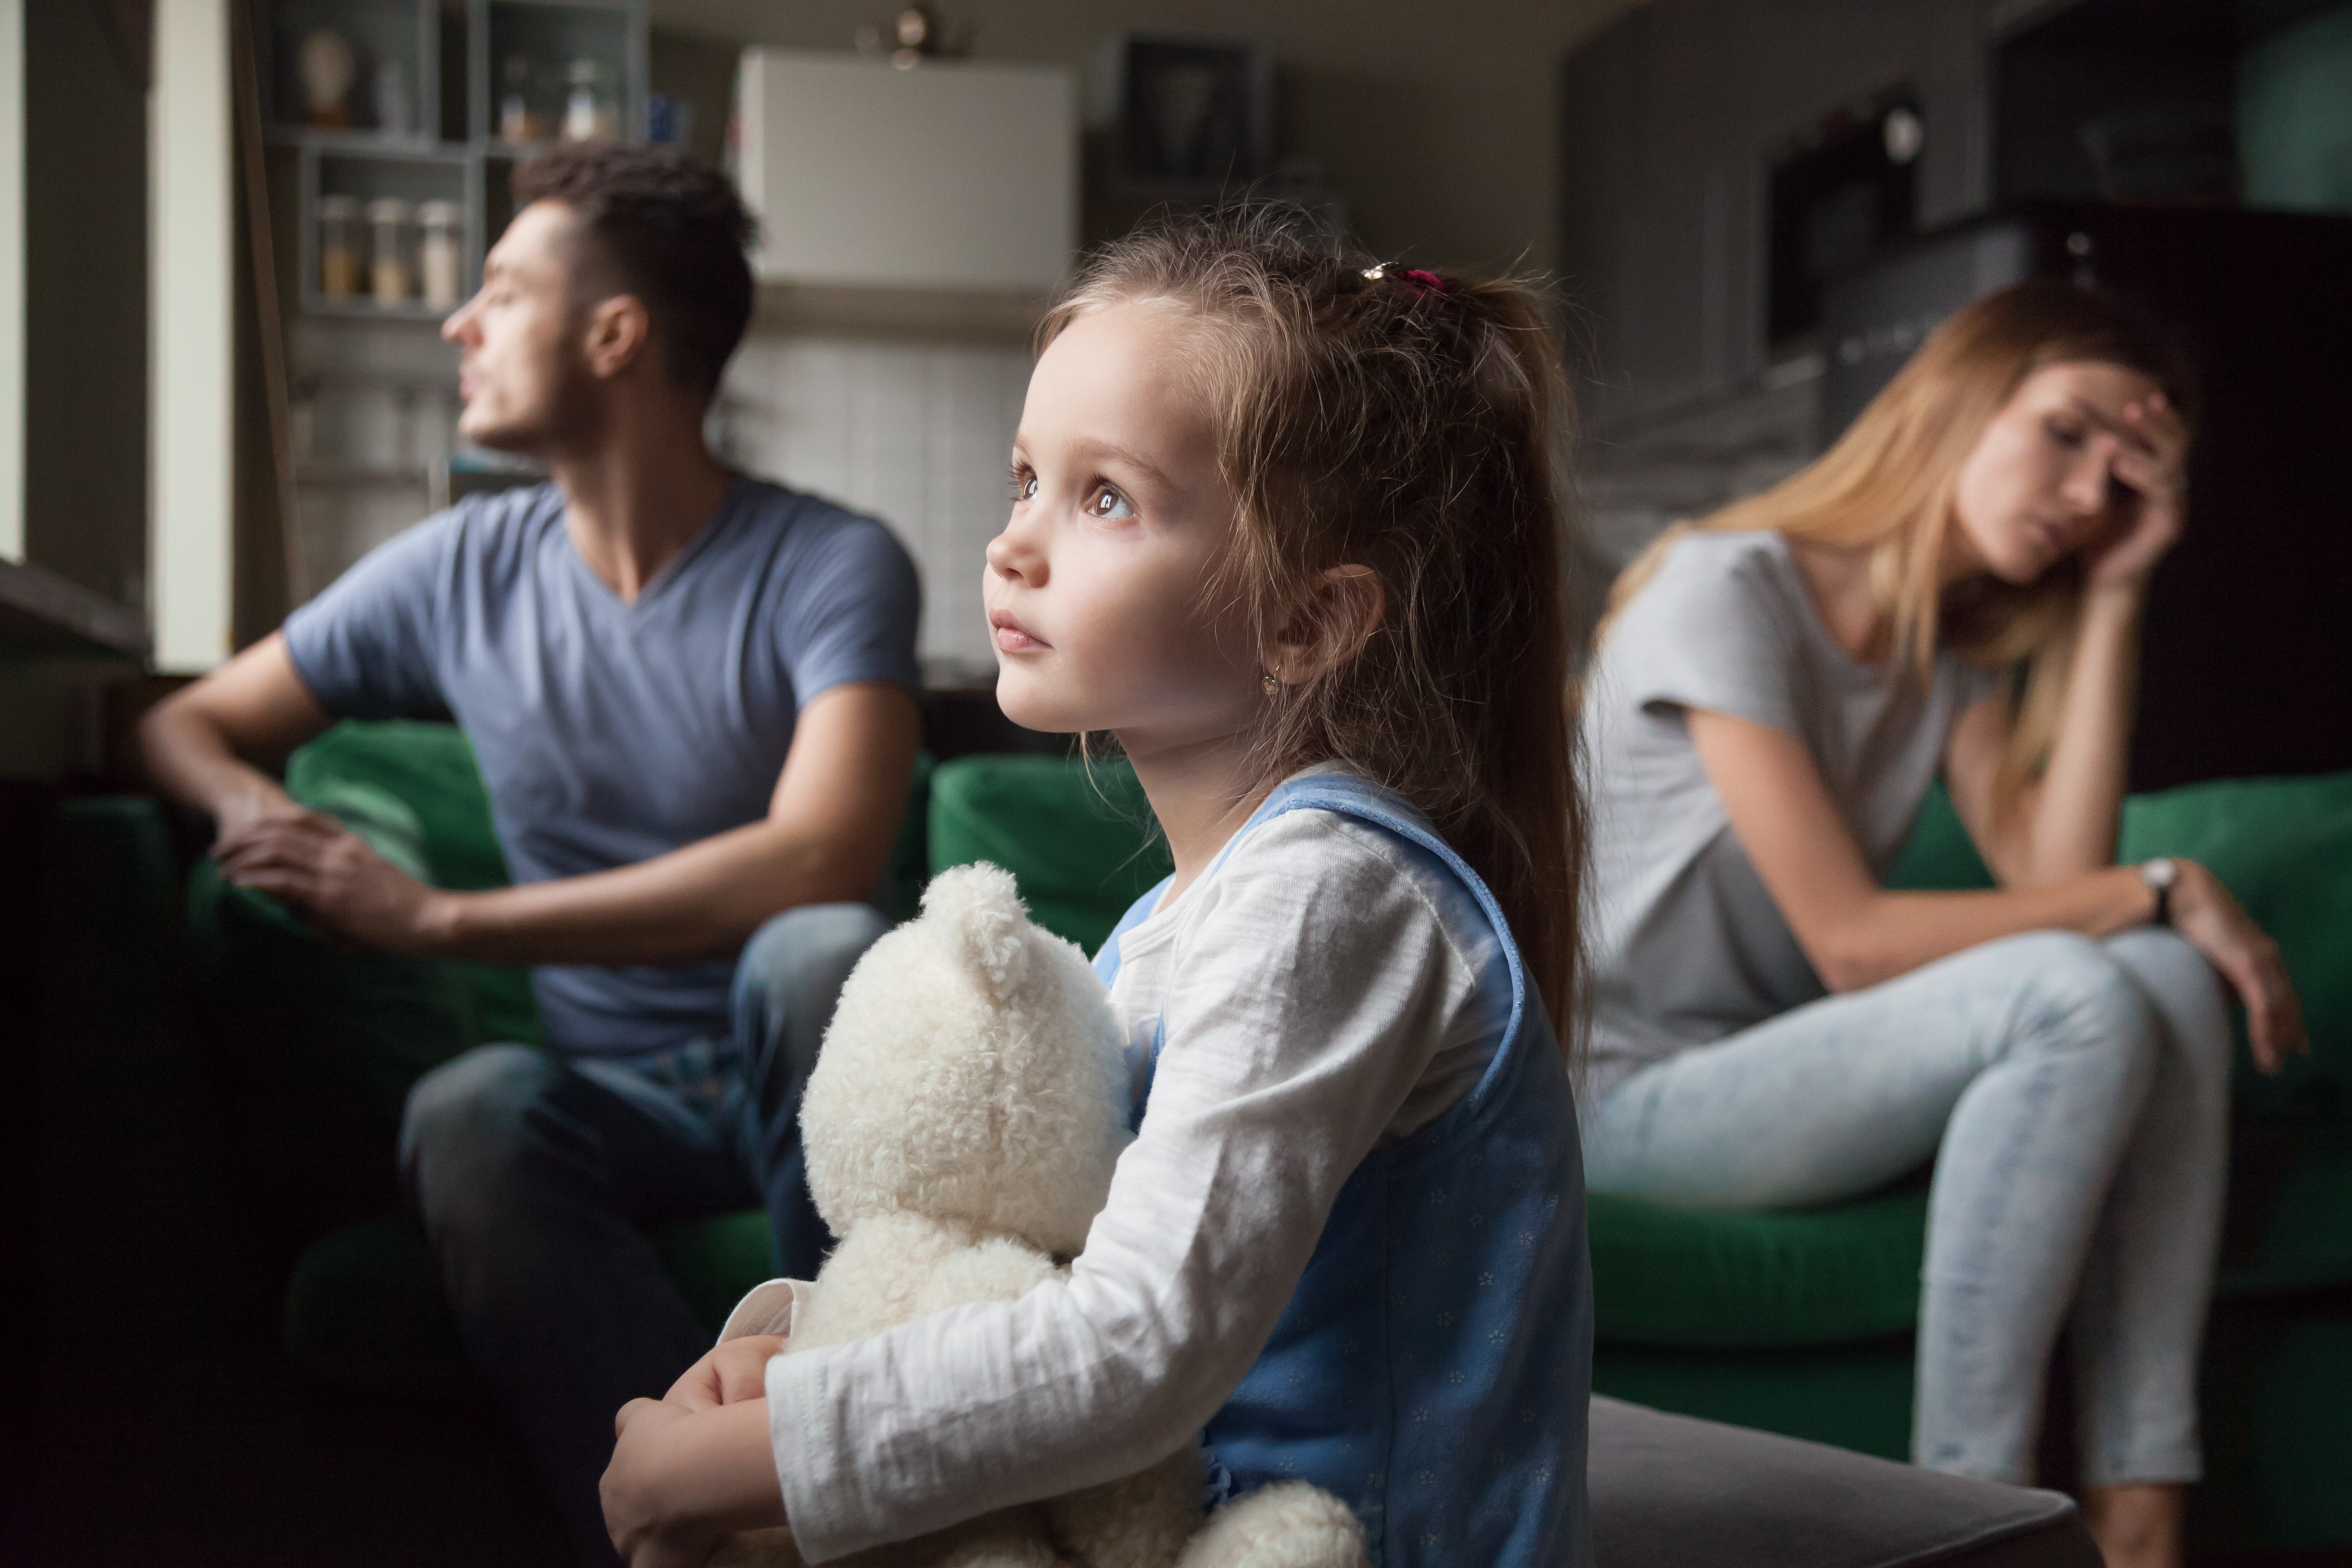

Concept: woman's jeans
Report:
left=398, top=902, right=891, bottom=1566
left=1582, top=929, right=2232, bottom=1488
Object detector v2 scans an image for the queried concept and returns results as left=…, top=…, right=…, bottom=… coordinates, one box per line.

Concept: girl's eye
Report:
left=2045, top=418, right=2086, bottom=448
left=1087, top=486, right=1135, bottom=521
left=1008, top=468, right=1037, bottom=503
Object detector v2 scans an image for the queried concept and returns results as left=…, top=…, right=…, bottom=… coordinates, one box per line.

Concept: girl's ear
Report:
left=1270, top=564, right=1386, bottom=686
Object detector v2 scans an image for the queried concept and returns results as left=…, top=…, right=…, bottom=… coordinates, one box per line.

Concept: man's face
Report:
left=441, top=200, right=600, bottom=453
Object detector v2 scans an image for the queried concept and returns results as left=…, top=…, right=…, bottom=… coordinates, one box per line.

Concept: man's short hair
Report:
left=513, top=144, right=757, bottom=403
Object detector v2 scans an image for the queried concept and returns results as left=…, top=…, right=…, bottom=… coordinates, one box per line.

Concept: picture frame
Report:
left=1093, top=32, right=1273, bottom=188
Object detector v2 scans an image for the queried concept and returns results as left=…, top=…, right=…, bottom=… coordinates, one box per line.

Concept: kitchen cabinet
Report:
left=733, top=49, right=1076, bottom=299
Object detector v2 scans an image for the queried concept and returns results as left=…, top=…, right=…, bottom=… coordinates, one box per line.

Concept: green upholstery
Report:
left=186, top=722, right=541, bottom=1238
left=1590, top=1186, right=1929, bottom=1349
left=926, top=754, right=1172, bottom=954
left=248, top=742, right=2352, bottom=1549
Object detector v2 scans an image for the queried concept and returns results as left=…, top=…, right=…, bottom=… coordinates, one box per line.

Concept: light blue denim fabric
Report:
left=1581, top=928, right=2231, bottom=1488
left=398, top=901, right=891, bottom=1565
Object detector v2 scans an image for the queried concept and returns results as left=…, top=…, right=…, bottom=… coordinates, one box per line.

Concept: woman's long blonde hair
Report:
left=1040, top=208, right=1583, bottom=1044
left=1601, top=282, right=2193, bottom=815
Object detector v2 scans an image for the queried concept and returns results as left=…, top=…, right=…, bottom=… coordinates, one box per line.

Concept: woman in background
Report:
left=1578, top=283, right=2306, bottom=1568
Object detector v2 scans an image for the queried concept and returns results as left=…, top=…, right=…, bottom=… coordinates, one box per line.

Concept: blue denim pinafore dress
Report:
left=1094, top=773, right=1593, bottom=1568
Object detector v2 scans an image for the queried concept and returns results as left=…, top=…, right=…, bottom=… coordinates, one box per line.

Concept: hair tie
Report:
left=1361, top=263, right=1447, bottom=300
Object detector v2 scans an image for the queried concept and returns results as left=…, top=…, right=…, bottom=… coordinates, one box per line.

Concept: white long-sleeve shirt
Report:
left=763, top=792, right=1511, bottom=1560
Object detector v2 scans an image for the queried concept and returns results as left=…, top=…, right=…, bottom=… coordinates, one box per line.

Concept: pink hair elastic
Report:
left=1362, top=263, right=1447, bottom=299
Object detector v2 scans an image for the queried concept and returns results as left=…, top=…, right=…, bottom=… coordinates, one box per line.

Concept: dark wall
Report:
left=1555, top=0, right=1988, bottom=436
left=23, top=0, right=150, bottom=613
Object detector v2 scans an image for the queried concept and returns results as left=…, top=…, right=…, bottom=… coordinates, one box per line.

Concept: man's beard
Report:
left=463, top=348, right=605, bottom=457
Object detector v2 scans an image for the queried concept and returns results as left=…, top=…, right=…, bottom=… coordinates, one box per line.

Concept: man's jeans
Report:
left=1583, top=929, right=2232, bottom=1490
left=399, top=903, right=891, bottom=1565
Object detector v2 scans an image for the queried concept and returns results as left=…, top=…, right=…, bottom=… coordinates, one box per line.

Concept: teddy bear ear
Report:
left=920, top=862, right=1032, bottom=999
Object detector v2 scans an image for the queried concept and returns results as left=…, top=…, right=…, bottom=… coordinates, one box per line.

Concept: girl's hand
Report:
left=2168, top=859, right=2307, bottom=1073
left=2083, top=392, right=2189, bottom=596
left=604, top=1398, right=725, bottom=1568
left=603, top=1396, right=789, bottom=1568
left=666, top=1335, right=785, bottom=1413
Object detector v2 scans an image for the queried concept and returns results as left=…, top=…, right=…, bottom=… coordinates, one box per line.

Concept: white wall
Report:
left=719, top=333, right=1032, bottom=673
left=150, top=0, right=235, bottom=671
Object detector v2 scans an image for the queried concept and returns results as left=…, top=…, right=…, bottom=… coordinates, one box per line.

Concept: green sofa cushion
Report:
left=927, top=755, right=1173, bottom=955
left=1590, top=1186, right=1930, bottom=1350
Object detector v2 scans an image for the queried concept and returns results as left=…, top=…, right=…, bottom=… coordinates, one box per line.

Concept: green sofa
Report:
left=75, top=721, right=2352, bottom=1554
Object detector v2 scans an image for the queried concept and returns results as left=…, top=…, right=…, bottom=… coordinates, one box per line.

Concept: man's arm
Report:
left=139, top=633, right=340, bottom=844
left=211, top=681, right=921, bottom=965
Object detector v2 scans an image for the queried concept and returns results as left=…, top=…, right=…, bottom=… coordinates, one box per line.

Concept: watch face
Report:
left=2144, top=858, right=2179, bottom=889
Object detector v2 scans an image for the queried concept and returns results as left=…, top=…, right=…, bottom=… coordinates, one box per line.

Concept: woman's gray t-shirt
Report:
left=1579, top=530, right=1997, bottom=1101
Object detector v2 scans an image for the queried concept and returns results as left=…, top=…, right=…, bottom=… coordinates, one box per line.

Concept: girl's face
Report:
left=1947, top=359, right=2164, bottom=585
left=984, top=301, right=1264, bottom=750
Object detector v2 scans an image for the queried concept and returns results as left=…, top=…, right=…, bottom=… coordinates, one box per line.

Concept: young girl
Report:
left=1579, top=284, right=2306, bottom=1568
left=598, top=212, right=1593, bottom=1568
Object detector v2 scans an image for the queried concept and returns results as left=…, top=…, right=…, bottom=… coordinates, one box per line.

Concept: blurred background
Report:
left=2, top=1, right=2347, bottom=1562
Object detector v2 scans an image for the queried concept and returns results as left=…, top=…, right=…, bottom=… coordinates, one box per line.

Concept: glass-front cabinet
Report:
left=259, top=0, right=647, bottom=319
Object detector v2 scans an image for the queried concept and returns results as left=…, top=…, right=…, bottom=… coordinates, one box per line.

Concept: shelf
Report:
left=302, top=296, right=457, bottom=322
left=266, top=125, right=450, bottom=157
left=295, top=461, right=435, bottom=487
left=0, top=559, right=150, bottom=660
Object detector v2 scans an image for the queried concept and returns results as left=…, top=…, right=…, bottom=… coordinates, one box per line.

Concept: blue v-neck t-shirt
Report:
left=281, top=477, right=922, bottom=1057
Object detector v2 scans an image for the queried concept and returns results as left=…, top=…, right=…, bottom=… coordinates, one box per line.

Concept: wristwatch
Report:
left=2140, top=857, right=2179, bottom=926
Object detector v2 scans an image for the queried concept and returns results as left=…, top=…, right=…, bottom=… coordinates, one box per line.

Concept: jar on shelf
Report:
left=500, top=54, right=549, bottom=144
left=367, top=198, right=414, bottom=307
left=563, top=58, right=621, bottom=143
left=417, top=199, right=462, bottom=308
left=318, top=193, right=361, bottom=300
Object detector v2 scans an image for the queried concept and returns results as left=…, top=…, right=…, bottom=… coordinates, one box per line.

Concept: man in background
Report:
left=141, top=144, right=921, bottom=1564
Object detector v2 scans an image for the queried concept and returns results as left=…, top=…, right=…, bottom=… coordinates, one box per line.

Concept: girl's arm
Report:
left=1685, top=708, right=2304, bottom=1068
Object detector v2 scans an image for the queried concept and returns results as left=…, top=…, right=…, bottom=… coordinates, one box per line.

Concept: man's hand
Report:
left=210, top=780, right=315, bottom=848
left=666, top=1335, right=785, bottom=1413
left=215, top=814, right=458, bottom=956
left=604, top=1396, right=791, bottom=1568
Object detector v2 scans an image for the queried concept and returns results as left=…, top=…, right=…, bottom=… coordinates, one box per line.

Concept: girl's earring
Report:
left=1261, top=671, right=1280, bottom=696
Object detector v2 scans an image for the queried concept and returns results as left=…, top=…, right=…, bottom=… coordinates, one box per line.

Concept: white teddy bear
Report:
left=708, top=863, right=1367, bottom=1568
